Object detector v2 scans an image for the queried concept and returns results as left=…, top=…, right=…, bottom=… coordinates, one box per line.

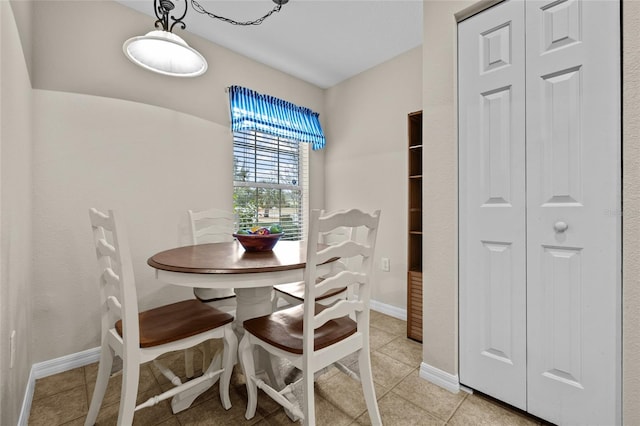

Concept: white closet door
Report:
left=525, top=0, right=621, bottom=424
left=458, top=0, right=527, bottom=410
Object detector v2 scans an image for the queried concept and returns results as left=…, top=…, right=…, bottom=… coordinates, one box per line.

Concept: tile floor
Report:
left=29, top=311, right=546, bottom=425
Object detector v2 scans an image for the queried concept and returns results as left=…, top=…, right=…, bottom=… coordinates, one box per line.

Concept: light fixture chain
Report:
left=154, top=0, right=188, bottom=32
left=190, top=0, right=283, bottom=26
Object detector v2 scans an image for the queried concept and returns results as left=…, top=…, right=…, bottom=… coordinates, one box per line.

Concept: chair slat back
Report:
left=314, top=299, right=366, bottom=329
left=315, top=270, right=366, bottom=295
left=318, top=221, right=356, bottom=275
left=320, top=226, right=354, bottom=246
left=188, top=208, right=235, bottom=245
left=316, top=240, right=373, bottom=265
left=303, top=209, right=380, bottom=348
left=89, top=208, right=140, bottom=348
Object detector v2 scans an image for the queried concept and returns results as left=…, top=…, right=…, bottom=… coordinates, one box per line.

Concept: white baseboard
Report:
left=31, top=347, right=101, bottom=379
left=17, top=368, right=36, bottom=426
left=420, top=362, right=460, bottom=394
left=370, top=300, right=407, bottom=321
left=19, top=347, right=100, bottom=426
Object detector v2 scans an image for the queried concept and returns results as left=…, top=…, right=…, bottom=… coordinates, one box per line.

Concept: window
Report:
left=233, top=130, right=309, bottom=241
left=228, top=85, right=323, bottom=240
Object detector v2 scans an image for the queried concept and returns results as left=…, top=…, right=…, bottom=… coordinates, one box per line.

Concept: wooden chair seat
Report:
left=273, top=280, right=347, bottom=303
left=115, top=299, right=234, bottom=348
left=243, top=303, right=356, bottom=355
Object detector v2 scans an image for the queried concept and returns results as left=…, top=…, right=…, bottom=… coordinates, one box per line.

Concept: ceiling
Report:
left=117, top=0, right=423, bottom=88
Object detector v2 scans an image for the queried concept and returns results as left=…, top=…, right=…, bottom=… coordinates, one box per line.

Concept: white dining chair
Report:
left=85, top=208, right=237, bottom=425
left=184, top=207, right=237, bottom=378
left=271, top=224, right=353, bottom=310
left=238, top=208, right=382, bottom=425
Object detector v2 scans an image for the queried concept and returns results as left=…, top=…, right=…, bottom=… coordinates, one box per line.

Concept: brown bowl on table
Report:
left=233, top=232, right=284, bottom=252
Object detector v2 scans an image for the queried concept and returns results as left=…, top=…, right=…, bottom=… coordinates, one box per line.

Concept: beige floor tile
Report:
left=176, top=385, right=263, bottom=425
left=448, top=393, right=540, bottom=426
left=231, top=364, right=250, bottom=388
left=29, top=385, right=88, bottom=426
left=155, top=418, right=181, bottom=426
left=335, top=352, right=360, bottom=370
left=369, top=311, right=406, bottom=336
left=61, top=417, right=85, bottom=426
left=157, top=373, right=218, bottom=406
left=86, top=363, right=160, bottom=409
left=376, top=336, right=423, bottom=368
left=391, top=369, right=466, bottom=422
left=91, top=386, right=174, bottom=426
left=368, top=326, right=398, bottom=350
left=263, top=391, right=353, bottom=426
left=234, top=384, right=290, bottom=418
left=154, top=360, right=242, bottom=414
left=169, top=375, right=222, bottom=410
left=83, top=361, right=102, bottom=382
left=314, top=364, right=349, bottom=386
left=370, top=350, right=414, bottom=389
left=352, top=392, right=444, bottom=426
left=314, top=362, right=343, bottom=382
left=315, top=367, right=388, bottom=419
left=33, top=368, right=86, bottom=401
left=149, top=350, right=204, bottom=386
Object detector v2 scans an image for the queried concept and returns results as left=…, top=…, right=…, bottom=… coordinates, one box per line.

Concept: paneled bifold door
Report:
left=458, top=1, right=621, bottom=425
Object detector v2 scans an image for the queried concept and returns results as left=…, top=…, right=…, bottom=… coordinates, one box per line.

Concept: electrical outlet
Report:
left=10, top=330, right=16, bottom=369
left=381, top=257, right=390, bottom=272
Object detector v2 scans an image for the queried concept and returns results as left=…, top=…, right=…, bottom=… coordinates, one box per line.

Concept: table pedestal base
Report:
left=171, top=286, right=281, bottom=414
left=170, top=354, right=228, bottom=414
left=235, top=287, right=288, bottom=392
left=234, top=287, right=274, bottom=334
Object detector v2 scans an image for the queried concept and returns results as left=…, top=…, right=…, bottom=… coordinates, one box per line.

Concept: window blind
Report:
left=233, top=130, right=308, bottom=241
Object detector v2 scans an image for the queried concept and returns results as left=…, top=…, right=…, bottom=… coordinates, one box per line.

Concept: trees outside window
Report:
left=233, top=131, right=307, bottom=240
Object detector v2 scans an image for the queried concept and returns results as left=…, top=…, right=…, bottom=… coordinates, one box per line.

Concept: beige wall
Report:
left=17, top=1, right=325, bottom=361
left=22, top=0, right=326, bottom=212
left=8, top=0, right=33, bottom=79
left=622, top=1, right=640, bottom=424
left=32, top=91, right=236, bottom=360
left=422, top=0, right=472, bottom=375
left=28, top=1, right=324, bottom=128
left=1, top=2, right=34, bottom=424
left=324, top=47, right=422, bottom=309
left=423, top=0, right=639, bottom=423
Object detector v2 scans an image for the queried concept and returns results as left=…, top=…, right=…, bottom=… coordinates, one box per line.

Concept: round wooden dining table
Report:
left=148, top=240, right=335, bottom=415
left=147, top=240, right=334, bottom=331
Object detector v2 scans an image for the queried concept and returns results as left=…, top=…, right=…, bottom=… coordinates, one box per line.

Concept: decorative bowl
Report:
left=233, top=232, right=284, bottom=252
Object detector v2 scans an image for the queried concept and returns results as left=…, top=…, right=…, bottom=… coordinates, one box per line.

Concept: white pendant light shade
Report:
left=123, top=30, right=207, bottom=77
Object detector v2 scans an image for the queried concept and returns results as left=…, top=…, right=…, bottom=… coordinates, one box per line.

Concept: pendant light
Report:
left=123, top=0, right=288, bottom=78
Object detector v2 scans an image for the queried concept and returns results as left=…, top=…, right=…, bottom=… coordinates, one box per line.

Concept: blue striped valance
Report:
left=228, top=85, right=325, bottom=150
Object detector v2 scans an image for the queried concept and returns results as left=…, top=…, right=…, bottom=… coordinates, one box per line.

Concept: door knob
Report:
left=554, top=221, right=569, bottom=233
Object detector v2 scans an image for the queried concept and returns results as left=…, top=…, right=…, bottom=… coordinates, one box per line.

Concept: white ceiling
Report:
left=117, top=0, right=423, bottom=88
